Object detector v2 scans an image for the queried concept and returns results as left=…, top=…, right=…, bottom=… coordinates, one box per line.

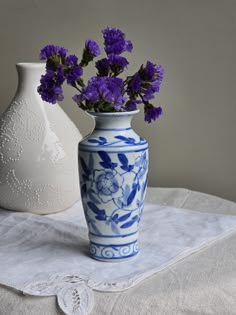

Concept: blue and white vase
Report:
left=79, top=110, right=148, bottom=261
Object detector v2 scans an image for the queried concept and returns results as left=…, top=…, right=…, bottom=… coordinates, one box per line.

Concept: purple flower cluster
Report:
left=37, top=65, right=65, bottom=104
left=73, top=77, right=125, bottom=111
left=96, top=54, right=129, bottom=77
left=38, top=27, right=164, bottom=123
left=81, top=40, right=101, bottom=66
left=95, top=27, right=131, bottom=77
left=85, top=40, right=101, bottom=57
left=127, top=61, right=164, bottom=99
left=126, top=61, right=164, bottom=122
left=39, top=45, right=68, bottom=60
left=65, top=55, right=83, bottom=85
left=102, top=27, right=133, bottom=56
left=144, top=106, right=163, bottom=123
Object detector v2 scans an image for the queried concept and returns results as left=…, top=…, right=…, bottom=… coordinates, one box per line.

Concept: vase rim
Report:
left=16, top=62, right=46, bottom=68
left=87, top=109, right=140, bottom=117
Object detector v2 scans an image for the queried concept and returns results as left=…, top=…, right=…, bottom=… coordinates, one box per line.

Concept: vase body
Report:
left=0, top=63, right=82, bottom=214
left=79, top=110, right=148, bottom=261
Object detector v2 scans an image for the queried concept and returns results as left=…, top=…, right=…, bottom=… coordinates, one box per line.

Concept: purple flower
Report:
left=56, top=64, right=66, bottom=85
left=39, top=45, right=68, bottom=60
left=85, top=39, right=101, bottom=57
left=125, top=100, right=138, bottom=111
left=96, top=54, right=129, bottom=76
left=143, top=89, right=155, bottom=101
left=143, top=81, right=160, bottom=101
left=102, top=27, right=133, bottom=55
left=139, top=61, right=164, bottom=83
left=144, top=106, right=163, bottom=123
left=65, top=55, right=83, bottom=85
left=108, top=54, right=129, bottom=74
left=37, top=69, right=65, bottom=104
left=66, top=55, right=78, bottom=66
left=81, top=79, right=100, bottom=103
left=81, top=40, right=101, bottom=67
left=66, top=66, right=83, bottom=85
left=151, top=80, right=161, bottom=93
left=95, top=58, right=110, bottom=76
left=127, top=73, right=142, bottom=96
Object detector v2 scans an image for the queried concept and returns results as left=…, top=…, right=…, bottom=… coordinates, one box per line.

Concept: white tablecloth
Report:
left=1, top=187, right=236, bottom=315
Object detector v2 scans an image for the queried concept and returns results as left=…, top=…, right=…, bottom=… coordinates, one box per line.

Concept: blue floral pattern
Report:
left=79, top=150, right=148, bottom=235
left=91, top=169, right=124, bottom=203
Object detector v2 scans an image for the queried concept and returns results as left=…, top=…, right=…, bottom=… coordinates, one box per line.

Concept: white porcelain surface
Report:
left=0, top=63, right=82, bottom=214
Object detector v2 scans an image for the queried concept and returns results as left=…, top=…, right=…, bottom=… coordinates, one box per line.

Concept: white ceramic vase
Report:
left=0, top=62, right=82, bottom=214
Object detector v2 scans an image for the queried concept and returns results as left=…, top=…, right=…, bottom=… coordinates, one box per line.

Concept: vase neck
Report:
left=16, top=63, right=46, bottom=93
left=91, top=111, right=139, bottom=130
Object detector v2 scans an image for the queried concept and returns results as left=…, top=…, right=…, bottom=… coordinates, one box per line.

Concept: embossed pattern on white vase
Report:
left=0, top=63, right=82, bottom=214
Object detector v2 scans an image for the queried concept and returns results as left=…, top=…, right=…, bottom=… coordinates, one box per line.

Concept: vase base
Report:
left=89, top=240, right=139, bottom=262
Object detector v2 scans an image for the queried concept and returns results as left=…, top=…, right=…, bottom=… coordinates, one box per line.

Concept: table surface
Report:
left=1, top=187, right=236, bottom=315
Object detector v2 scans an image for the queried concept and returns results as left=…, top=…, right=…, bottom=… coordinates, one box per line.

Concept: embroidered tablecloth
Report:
left=0, top=188, right=236, bottom=315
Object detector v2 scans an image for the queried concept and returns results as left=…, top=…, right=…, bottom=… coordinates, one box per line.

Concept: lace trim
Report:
left=23, top=273, right=94, bottom=315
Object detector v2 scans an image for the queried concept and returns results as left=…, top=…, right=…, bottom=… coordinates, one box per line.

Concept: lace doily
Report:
left=1, top=202, right=236, bottom=315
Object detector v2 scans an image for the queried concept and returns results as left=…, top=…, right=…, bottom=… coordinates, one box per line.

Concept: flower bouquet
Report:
left=38, top=27, right=164, bottom=261
left=38, top=27, right=164, bottom=123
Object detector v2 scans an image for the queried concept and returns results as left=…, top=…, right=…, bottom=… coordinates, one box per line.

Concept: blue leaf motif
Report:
left=98, top=151, right=111, bottom=163
left=114, top=135, right=127, bottom=141
left=120, top=215, right=139, bottom=229
left=99, top=136, right=107, bottom=144
left=118, top=153, right=128, bottom=166
left=95, top=215, right=107, bottom=221
left=127, top=187, right=137, bottom=206
left=132, top=215, right=139, bottom=222
left=118, top=212, right=132, bottom=222
left=88, top=137, right=107, bottom=145
left=98, top=151, right=117, bottom=169
left=121, top=165, right=134, bottom=172
left=118, top=154, right=134, bottom=172
left=127, top=137, right=135, bottom=144
left=87, top=202, right=106, bottom=216
left=112, top=213, right=119, bottom=223
left=88, top=139, right=101, bottom=144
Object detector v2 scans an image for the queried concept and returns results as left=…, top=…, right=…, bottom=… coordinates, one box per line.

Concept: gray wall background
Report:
left=0, top=0, right=235, bottom=202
